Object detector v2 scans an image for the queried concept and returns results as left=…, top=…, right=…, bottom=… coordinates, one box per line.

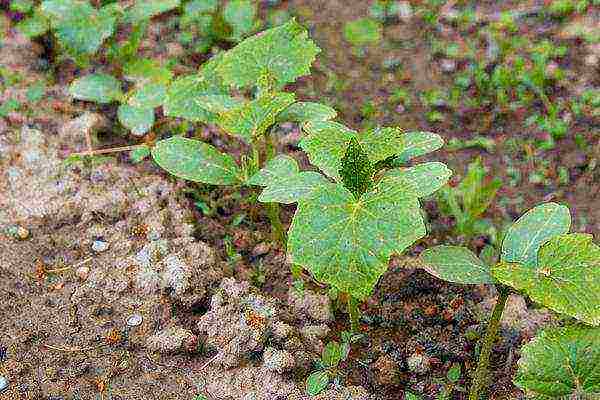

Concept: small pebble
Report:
left=252, top=242, right=271, bottom=257
left=126, top=314, right=143, bottom=327
left=0, top=376, right=8, bottom=393
left=92, top=240, right=109, bottom=253
left=17, top=226, right=30, bottom=240
left=407, top=352, right=431, bottom=375
left=440, top=59, right=457, bottom=73
left=76, top=266, right=90, bottom=281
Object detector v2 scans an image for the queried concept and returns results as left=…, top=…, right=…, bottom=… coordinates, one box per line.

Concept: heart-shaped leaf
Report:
left=117, top=104, right=154, bottom=136
left=151, top=137, right=242, bottom=185
left=249, top=155, right=329, bottom=204
left=383, top=162, right=452, bottom=198
left=306, top=370, right=330, bottom=396
left=217, top=92, right=296, bottom=141
left=394, top=131, right=444, bottom=164
left=288, top=175, right=426, bottom=300
left=69, top=73, right=122, bottom=103
left=214, top=18, right=320, bottom=89
left=501, top=202, right=571, bottom=267
left=493, top=233, right=600, bottom=325
left=420, top=245, right=493, bottom=284
left=514, top=325, right=600, bottom=398
left=277, top=102, right=337, bottom=123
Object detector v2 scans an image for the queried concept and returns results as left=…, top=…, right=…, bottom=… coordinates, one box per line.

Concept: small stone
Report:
left=252, top=242, right=270, bottom=257
left=262, top=347, right=295, bottom=373
left=76, top=266, right=90, bottom=281
left=92, top=240, right=109, bottom=253
left=440, top=59, right=457, bottom=73
left=146, top=327, right=194, bottom=353
left=16, top=226, right=30, bottom=240
left=126, top=314, right=143, bottom=327
left=407, top=352, right=431, bottom=375
left=0, top=376, right=8, bottom=393
left=393, top=1, right=413, bottom=22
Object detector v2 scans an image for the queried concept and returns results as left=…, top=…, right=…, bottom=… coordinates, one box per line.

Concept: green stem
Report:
left=347, top=296, right=361, bottom=332
left=263, top=130, right=286, bottom=244
left=468, top=286, right=510, bottom=400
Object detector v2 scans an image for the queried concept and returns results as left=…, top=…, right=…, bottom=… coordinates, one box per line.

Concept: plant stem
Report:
left=347, top=296, right=361, bottom=332
left=263, top=130, right=286, bottom=244
left=468, top=286, right=510, bottom=400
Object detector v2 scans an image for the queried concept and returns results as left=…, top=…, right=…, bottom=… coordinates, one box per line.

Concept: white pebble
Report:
left=92, top=240, right=109, bottom=253
left=127, top=314, right=143, bottom=327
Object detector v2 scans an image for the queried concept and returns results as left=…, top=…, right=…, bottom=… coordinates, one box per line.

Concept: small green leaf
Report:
left=123, top=59, right=173, bottom=85
left=277, top=102, right=337, bottom=123
left=117, top=104, right=154, bottom=136
left=217, top=92, right=296, bottom=141
left=26, top=82, right=46, bottom=103
left=223, top=0, right=258, bottom=40
left=125, top=0, right=180, bottom=23
left=163, top=74, right=227, bottom=123
left=458, top=157, right=502, bottom=218
left=151, top=136, right=242, bottom=185
left=420, top=246, right=493, bottom=285
left=128, top=83, right=167, bottom=109
left=215, top=19, right=320, bottom=89
left=383, top=162, right=452, bottom=198
left=288, top=177, right=425, bottom=300
left=16, top=13, right=50, bottom=38
left=249, top=155, right=329, bottom=204
left=514, top=325, right=600, bottom=398
left=69, top=74, right=122, bottom=104
left=343, top=17, right=382, bottom=46
left=301, top=121, right=357, bottom=181
left=493, top=233, right=600, bottom=325
left=339, top=137, right=374, bottom=199
left=322, top=341, right=343, bottom=368
left=306, top=370, right=330, bottom=396
left=447, top=363, right=461, bottom=383
left=395, top=131, right=444, bottom=164
left=10, top=0, right=33, bottom=13
left=130, top=145, right=150, bottom=163
left=501, top=202, right=571, bottom=267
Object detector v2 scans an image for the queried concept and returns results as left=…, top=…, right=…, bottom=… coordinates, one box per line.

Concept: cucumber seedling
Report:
left=252, top=120, right=452, bottom=330
left=420, top=202, right=600, bottom=399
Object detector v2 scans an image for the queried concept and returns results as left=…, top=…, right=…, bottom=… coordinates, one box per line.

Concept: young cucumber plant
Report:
left=252, top=120, right=452, bottom=330
left=14, top=0, right=181, bottom=66
left=145, top=19, right=335, bottom=242
left=420, top=202, right=600, bottom=399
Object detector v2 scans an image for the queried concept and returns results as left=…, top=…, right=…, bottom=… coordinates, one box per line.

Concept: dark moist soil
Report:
left=1, top=0, right=598, bottom=399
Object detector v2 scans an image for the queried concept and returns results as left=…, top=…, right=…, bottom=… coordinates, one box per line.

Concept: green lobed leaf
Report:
left=222, top=0, right=258, bottom=40
left=493, top=233, right=600, bottom=325
left=395, top=131, right=444, bottom=164
left=306, top=370, right=330, bottom=396
left=248, top=155, right=329, bottom=204
left=163, top=74, right=228, bottom=124
left=128, top=83, right=167, bottom=109
left=501, top=202, right=571, bottom=267
left=124, top=0, right=180, bottom=23
left=69, top=74, right=122, bottom=104
left=359, top=127, right=404, bottom=163
left=217, top=92, right=296, bottom=141
left=276, top=102, right=337, bottom=124
left=151, top=136, right=242, bottom=185
left=288, top=176, right=426, bottom=300
left=383, top=162, right=452, bottom=198
left=123, top=59, right=173, bottom=85
left=214, top=19, right=320, bottom=89
left=514, top=325, right=600, bottom=398
left=117, top=104, right=154, bottom=136
left=420, top=245, right=493, bottom=284
left=16, top=13, right=50, bottom=38
left=343, top=17, right=382, bottom=46
left=339, top=137, right=374, bottom=199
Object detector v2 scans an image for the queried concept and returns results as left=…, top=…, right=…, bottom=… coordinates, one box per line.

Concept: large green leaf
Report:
left=514, top=326, right=600, bottom=399
left=395, top=131, right=444, bottom=164
left=288, top=176, right=426, bottom=300
left=214, top=19, right=320, bottom=89
left=420, top=246, right=493, bottom=284
left=217, top=92, right=296, bottom=141
left=383, top=162, right=452, bottom=198
left=117, top=104, right=154, bottom=136
left=151, top=137, right=242, bottom=185
left=493, top=233, right=600, bottom=325
left=276, top=102, right=337, bottom=124
left=249, top=155, right=329, bottom=204
left=69, top=74, right=122, bottom=104
left=501, top=203, right=571, bottom=267
left=163, top=74, right=228, bottom=123
left=125, top=0, right=180, bottom=23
